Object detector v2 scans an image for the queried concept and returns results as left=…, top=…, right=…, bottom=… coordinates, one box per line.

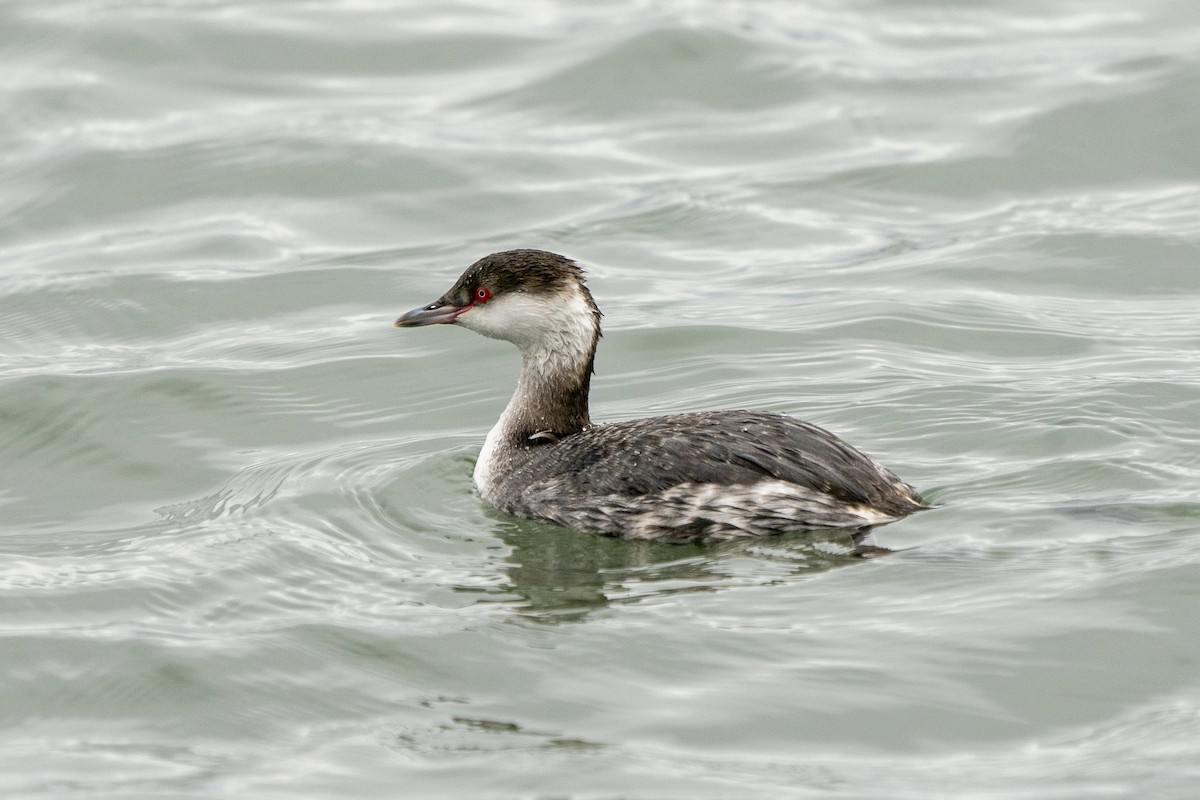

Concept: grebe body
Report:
left=396, top=250, right=925, bottom=543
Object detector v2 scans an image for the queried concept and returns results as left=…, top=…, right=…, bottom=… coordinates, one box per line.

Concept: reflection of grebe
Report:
left=397, top=249, right=925, bottom=543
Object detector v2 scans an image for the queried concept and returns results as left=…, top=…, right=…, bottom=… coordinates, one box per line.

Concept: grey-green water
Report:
left=2, top=1, right=1199, bottom=797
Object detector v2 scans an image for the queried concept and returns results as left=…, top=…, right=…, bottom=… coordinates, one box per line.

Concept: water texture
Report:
left=2, top=1, right=1199, bottom=797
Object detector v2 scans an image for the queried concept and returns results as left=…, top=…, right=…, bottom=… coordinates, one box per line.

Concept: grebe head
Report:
left=395, top=250, right=601, bottom=358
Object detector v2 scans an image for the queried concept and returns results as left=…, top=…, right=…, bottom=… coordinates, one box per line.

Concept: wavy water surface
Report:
left=2, top=1, right=1199, bottom=798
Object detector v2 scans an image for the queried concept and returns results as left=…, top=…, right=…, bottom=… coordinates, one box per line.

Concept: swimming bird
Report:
left=396, top=249, right=925, bottom=543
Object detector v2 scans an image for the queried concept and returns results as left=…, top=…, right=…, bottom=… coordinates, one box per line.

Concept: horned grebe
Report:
left=396, top=249, right=925, bottom=543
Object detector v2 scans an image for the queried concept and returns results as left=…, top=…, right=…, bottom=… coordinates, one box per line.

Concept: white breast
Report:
left=472, top=418, right=505, bottom=501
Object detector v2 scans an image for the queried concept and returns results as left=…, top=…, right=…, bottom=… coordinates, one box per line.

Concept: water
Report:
left=2, top=1, right=1199, bottom=797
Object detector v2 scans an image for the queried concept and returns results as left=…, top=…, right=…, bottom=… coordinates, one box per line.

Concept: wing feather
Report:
left=517, top=410, right=918, bottom=514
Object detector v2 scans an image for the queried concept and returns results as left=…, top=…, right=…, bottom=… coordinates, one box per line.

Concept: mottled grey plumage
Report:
left=487, top=410, right=924, bottom=542
left=397, top=249, right=926, bottom=543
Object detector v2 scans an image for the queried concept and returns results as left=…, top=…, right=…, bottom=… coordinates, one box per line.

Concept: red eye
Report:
left=474, top=286, right=492, bottom=303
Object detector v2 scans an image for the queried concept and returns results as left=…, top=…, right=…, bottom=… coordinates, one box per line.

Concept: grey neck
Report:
left=498, top=336, right=596, bottom=445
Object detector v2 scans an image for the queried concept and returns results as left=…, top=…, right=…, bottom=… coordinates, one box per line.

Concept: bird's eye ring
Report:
left=475, top=286, right=492, bottom=303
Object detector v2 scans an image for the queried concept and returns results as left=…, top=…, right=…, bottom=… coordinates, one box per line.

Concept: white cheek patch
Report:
left=457, top=292, right=544, bottom=343
left=459, top=290, right=596, bottom=364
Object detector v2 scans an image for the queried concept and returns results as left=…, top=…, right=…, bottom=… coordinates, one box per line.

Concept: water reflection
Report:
left=477, top=514, right=888, bottom=622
